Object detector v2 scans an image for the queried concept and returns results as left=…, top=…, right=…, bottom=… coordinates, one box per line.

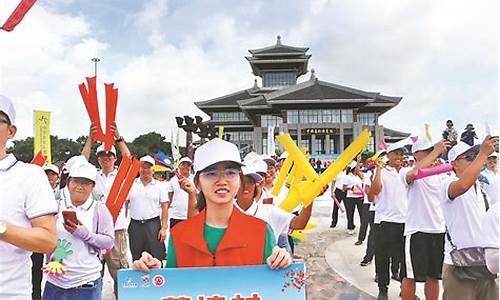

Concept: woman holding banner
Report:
left=132, top=138, right=292, bottom=271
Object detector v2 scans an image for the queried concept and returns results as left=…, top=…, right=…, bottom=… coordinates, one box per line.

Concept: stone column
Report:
left=254, top=127, right=262, bottom=154
left=339, top=124, right=345, bottom=151
left=311, top=134, right=317, bottom=154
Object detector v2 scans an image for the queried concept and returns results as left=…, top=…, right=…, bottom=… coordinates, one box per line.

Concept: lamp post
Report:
left=91, top=57, right=100, bottom=78
left=175, top=116, right=217, bottom=159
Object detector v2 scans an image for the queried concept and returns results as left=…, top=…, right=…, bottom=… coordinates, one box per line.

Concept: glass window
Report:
left=358, top=113, right=376, bottom=126
left=261, top=115, right=283, bottom=127
left=314, top=138, right=324, bottom=155
left=212, top=111, right=248, bottom=122
left=286, top=110, right=299, bottom=124
left=341, top=110, right=353, bottom=123
left=263, top=72, right=296, bottom=88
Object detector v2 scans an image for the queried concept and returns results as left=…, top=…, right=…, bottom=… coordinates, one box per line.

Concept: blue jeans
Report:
left=43, top=277, right=102, bottom=300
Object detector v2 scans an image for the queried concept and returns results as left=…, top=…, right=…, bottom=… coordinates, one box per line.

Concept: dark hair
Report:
left=446, top=120, right=453, bottom=124
left=0, top=111, right=11, bottom=126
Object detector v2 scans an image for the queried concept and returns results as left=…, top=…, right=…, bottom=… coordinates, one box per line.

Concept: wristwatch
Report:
left=0, top=221, right=7, bottom=237
left=115, top=136, right=124, bottom=143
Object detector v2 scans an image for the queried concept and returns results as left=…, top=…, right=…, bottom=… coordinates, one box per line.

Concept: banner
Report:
left=33, top=110, right=51, bottom=164
left=1, top=0, right=37, bottom=32
left=118, top=263, right=306, bottom=300
left=267, top=125, right=275, bottom=156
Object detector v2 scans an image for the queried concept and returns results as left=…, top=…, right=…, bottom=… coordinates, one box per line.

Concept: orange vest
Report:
left=171, top=205, right=267, bottom=267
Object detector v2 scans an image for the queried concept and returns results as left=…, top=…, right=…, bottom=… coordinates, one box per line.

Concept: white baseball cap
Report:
left=96, top=144, right=117, bottom=156
left=387, top=143, right=406, bottom=153
left=261, top=154, right=276, bottom=165
left=179, top=157, right=193, bottom=165
left=63, top=155, right=88, bottom=174
left=448, top=142, right=477, bottom=162
left=348, top=161, right=357, bottom=169
left=193, top=138, right=244, bottom=172
left=243, top=152, right=260, bottom=164
left=411, top=136, right=433, bottom=153
left=43, top=164, right=60, bottom=175
left=241, top=165, right=263, bottom=182
left=252, top=159, right=268, bottom=175
left=488, top=152, right=498, bottom=159
left=140, top=155, right=155, bottom=166
left=0, top=94, right=16, bottom=124
left=407, top=155, right=415, bottom=161
left=69, top=162, right=97, bottom=182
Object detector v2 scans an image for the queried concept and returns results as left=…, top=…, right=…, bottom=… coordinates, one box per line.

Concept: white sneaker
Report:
left=347, top=230, right=355, bottom=235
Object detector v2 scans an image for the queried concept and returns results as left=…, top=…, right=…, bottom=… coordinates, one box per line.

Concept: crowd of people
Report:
left=0, top=93, right=498, bottom=300
left=329, top=120, right=499, bottom=300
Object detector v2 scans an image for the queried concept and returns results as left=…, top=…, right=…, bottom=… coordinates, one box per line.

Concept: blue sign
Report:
left=118, top=263, right=306, bottom=300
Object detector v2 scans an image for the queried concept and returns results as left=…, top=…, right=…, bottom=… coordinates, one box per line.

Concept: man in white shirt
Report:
left=440, top=138, right=498, bottom=300
left=0, top=95, right=58, bottom=299
left=127, top=155, right=169, bottom=261
left=81, top=123, right=131, bottom=298
left=370, top=143, right=409, bottom=300
left=480, top=152, right=498, bottom=205
left=400, top=138, right=449, bottom=300
left=167, top=157, right=194, bottom=229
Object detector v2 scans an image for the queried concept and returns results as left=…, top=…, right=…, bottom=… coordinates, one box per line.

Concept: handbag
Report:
left=446, top=188, right=497, bottom=280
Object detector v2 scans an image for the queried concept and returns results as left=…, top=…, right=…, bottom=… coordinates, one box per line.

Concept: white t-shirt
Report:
left=167, top=175, right=194, bottom=220
left=94, top=168, right=129, bottom=230
left=343, top=173, right=365, bottom=198
left=373, top=166, right=408, bottom=224
left=334, top=171, right=346, bottom=189
left=441, top=176, right=488, bottom=264
left=363, top=170, right=375, bottom=206
left=47, top=196, right=102, bottom=289
left=481, top=168, right=498, bottom=206
left=402, top=168, right=446, bottom=236
left=235, top=200, right=294, bottom=241
left=0, top=154, right=58, bottom=299
left=128, top=178, right=169, bottom=220
left=480, top=202, right=498, bottom=249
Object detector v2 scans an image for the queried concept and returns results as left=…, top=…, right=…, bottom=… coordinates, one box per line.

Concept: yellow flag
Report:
left=218, top=126, right=224, bottom=139
left=33, top=110, right=52, bottom=164
left=424, top=123, right=432, bottom=143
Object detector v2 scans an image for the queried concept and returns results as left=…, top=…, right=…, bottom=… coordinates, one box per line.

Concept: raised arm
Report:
left=448, top=136, right=498, bottom=199
left=405, top=140, right=450, bottom=184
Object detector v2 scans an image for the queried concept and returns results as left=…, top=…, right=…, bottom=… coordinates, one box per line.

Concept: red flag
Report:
left=31, top=150, right=47, bottom=166
left=1, top=0, right=37, bottom=32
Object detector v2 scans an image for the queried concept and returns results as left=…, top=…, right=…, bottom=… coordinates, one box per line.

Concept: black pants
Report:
left=128, top=217, right=166, bottom=261
left=331, top=188, right=346, bottom=227
left=344, top=197, right=363, bottom=230
left=169, top=218, right=185, bottom=229
left=375, top=221, right=406, bottom=289
left=363, top=221, right=378, bottom=263
left=358, top=203, right=373, bottom=242
left=31, top=252, right=44, bottom=300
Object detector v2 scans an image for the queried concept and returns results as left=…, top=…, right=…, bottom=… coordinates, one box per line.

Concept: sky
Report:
left=0, top=0, right=498, bottom=146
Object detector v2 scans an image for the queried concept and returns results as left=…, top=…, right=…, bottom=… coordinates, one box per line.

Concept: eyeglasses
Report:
left=199, top=168, right=240, bottom=181
left=457, top=153, right=476, bottom=162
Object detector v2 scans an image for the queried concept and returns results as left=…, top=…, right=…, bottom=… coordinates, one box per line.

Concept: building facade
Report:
left=195, top=36, right=406, bottom=156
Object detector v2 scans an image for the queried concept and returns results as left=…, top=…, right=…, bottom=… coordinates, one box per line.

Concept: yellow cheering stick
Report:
left=290, top=222, right=318, bottom=243
left=276, top=129, right=371, bottom=212
left=425, top=123, right=432, bottom=143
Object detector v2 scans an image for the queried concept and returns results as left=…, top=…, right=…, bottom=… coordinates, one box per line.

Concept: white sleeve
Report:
left=269, top=206, right=295, bottom=237
left=441, top=178, right=455, bottom=202
left=159, top=184, right=169, bottom=203
left=400, top=167, right=411, bottom=187
left=25, top=166, right=58, bottom=219
left=165, top=180, right=173, bottom=192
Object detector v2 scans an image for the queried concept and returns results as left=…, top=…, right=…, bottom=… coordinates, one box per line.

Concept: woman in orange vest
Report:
left=132, top=138, right=291, bottom=271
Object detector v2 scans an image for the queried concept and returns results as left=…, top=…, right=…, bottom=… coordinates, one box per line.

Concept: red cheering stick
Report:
left=105, top=156, right=140, bottom=224
left=31, top=150, right=47, bottom=166
left=78, top=77, right=105, bottom=141
left=104, top=83, right=118, bottom=152
left=106, top=155, right=132, bottom=223
left=111, top=158, right=140, bottom=222
left=332, top=194, right=345, bottom=213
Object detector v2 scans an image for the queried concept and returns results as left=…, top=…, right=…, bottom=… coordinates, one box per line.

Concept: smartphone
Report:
left=262, top=197, right=274, bottom=205
left=62, top=210, right=78, bottom=225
